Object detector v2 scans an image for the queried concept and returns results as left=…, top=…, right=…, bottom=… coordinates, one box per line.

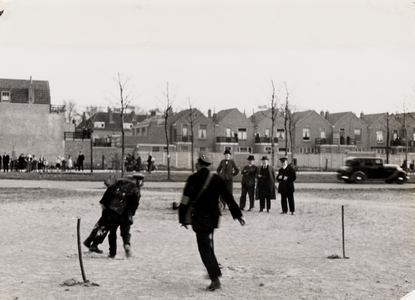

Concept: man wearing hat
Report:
left=179, top=152, right=246, bottom=291
left=239, top=155, right=257, bottom=211
left=216, top=149, right=240, bottom=207
left=276, top=157, right=297, bottom=215
left=256, top=156, right=276, bottom=212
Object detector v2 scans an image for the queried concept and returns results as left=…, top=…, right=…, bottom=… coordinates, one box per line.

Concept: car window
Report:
left=374, top=159, right=382, bottom=166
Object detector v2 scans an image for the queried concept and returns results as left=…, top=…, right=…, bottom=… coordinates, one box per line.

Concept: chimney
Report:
left=325, top=111, right=329, bottom=120
left=108, top=107, right=114, bottom=123
left=320, top=110, right=324, bottom=117
left=208, top=109, right=212, bottom=119
left=360, top=112, right=364, bottom=118
left=82, top=112, right=86, bottom=124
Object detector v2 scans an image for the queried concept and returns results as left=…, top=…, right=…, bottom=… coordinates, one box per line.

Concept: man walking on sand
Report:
left=179, top=152, right=245, bottom=291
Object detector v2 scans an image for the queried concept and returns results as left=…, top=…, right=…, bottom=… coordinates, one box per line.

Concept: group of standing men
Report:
left=217, top=149, right=297, bottom=214
left=178, top=150, right=297, bottom=292
left=0, top=152, right=10, bottom=172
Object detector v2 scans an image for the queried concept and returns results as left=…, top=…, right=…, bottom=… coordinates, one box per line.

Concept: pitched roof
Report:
left=360, top=113, right=385, bottom=126
left=326, top=111, right=353, bottom=125
left=77, top=111, right=146, bottom=130
left=0, top=78, right=51, bottom=104
left=215, top=108, right=238, bottom=123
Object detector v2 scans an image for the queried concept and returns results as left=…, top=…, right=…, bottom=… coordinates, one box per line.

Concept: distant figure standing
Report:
left=3, top=152, right=9, bottom=172
left=77, top=151, right=85, bottom=171
left=276, top=157, right=297, bottom=215
left=256, top=156, right=276, bottom=212
left=216, top=149, right=239, bottom=207
left=136, top=154, right=142, bottom=172
left=240, top=155, right=257, bottom=211
left=67, top=155, right=73, bottom=171
left=147, top=153, right=153, bottom=173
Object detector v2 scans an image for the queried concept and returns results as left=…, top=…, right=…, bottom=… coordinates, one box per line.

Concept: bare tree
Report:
left=113, top=73, right=134, bottom=178
left=162, top=83, right=174, bottom=180
left=264, top=80, right=279, bottom=167
left=83, top=106, right=99, bottom=173
left=63, top=99, right=78, bottom=124
left=282, top=82, right=295, bottom=162
left=185, top=98, right=200, bottom=172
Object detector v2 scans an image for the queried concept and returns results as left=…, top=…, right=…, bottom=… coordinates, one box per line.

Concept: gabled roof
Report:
left=0, top=78, right=51, bottom=104
left=250, top=108, right=281, bottom=124
left=360, top=113, right=386, bottom=126
left=77, top=111, right=146, bottom=130
left=215, top=108, right=236, bottom=123
left=326, top=111, right=356, bottom=126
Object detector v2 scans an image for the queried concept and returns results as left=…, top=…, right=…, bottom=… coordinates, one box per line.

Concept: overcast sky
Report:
left=1, top=0, right=415, bottom=116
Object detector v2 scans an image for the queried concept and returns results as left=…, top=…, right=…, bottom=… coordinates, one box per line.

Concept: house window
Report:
left=277, top=129, right=285, bottom=140
left=1, top=91, right=10, bottom=102
left=152, top=147, right=160, bottom=152
left=303, top=128, right=310, bottom=141
left=320, top=129, right=326, bottom=139
left=392, top=130, right=398, bottom=140
left=376, top=131, right=384, bottom=143
left=142, top=127, right=146, bottom=136
left=182, top=125, right=188, bottom=137
left=264, top=146, right=272, bottom=154
left=198, top=125, right=207, bottom=139
left=238, top=147, right=252, bottom=153
left=123, top=123, right=133, bottom=129
left=354, top=129, right=361, bottom=142
left=225, top=128, right=232, bottom=137
left=238, top=128, right=247, bottom=140
left=264, top=129, right=270, bottom=138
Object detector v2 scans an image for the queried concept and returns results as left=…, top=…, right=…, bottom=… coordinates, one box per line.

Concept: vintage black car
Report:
left=336, top=157, right=409, bottom=184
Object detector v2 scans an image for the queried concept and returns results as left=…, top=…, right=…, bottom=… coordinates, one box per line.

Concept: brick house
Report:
left=360, top=112, right=405, bottom=154
left=292, top=110, right=333, bottom=154
left=250, top=109, right=286, bottom=154
left=0, top=77, right=66, bottom=162
left=323, top=111, right=369, bottom=153
left=213, top=108, right=255, bottom=154
left=76, top=108, right=146, bottom=147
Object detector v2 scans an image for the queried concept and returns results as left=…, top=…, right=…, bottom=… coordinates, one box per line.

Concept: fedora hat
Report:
left=279, top=156, right=288, bottom=162
left=261, top=156, right=268, bottom=161
left=247, top=155, right=255, bottom=161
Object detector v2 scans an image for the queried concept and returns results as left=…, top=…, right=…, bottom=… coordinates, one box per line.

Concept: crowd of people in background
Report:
left=0, top=151, right=86, bottom=173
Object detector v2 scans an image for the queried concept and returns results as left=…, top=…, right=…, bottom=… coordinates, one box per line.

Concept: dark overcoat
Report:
left=255, top=165, right=276, bottom=200
left=179, top=167, right=242, bottom=231
left=276, top=164, right=297, bottom=194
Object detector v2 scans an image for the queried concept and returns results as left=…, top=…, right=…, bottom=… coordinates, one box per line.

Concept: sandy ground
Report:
left=1, top=184, right=415, bottom=300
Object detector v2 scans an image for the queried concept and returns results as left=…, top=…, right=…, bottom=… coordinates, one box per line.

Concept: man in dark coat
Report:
left=256, top=156, right=276, bottom=212
left=179, top=152, right=245, bottom=291
left=239, top=155, right=257, bottom=211
left=216, top=149, right=239, bottom=207
left=3, top=152, right=10, bottom=172
left=83, top=174, right=143, bottom=256
left=77, top=151, right=85, bottom=171
left=277, top=157, right=297, bottom=215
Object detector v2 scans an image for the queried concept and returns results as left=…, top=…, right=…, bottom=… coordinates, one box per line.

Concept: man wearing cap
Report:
left=276, top=157, right=297, bottom=215
left=83, top=174, right=143, bottom=257
left=240, top=155, right=257, bottom=211
left=216, top=149, right=240, bottom=207
left=179, top=152, right=246, bottom=291
left=256, top=156, right=276, bottom=212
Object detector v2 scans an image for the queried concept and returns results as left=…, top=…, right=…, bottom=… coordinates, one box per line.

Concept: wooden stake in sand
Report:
left=77, top=218, right=88, bottom=282
left=342, top=205, right=349, bottom=259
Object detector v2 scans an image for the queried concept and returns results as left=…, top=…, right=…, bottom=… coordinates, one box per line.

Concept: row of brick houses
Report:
left=2, top=77, right=414, bottom=168
left=77, top=105, right=415, bottom=156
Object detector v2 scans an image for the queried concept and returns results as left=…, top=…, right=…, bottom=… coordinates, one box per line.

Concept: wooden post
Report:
left=342, top=205, right=349, bottom=259
left=77, top=218, right=88, bottom=282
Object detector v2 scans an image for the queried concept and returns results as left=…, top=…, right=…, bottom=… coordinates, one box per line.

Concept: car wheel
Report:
left=395, top=174, right=406, bottom=184
left=351, top=171, right=366, bottom=183
left=344, top=179, right=353, bottom=183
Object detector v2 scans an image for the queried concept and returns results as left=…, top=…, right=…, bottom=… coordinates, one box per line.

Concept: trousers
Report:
left=195, top=230, right=221, bottom=281
left=280, top=193, right=295, bottom=213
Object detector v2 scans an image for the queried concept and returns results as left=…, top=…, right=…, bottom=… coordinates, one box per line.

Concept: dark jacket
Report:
left=100, top=179, right=140, bottom=224
left=179, top=167, right=242, bottom=231
left=255, top=164, right=276, bottom=199
left=241, top=164, right=258, bottom=187
left=216, top=159, right=240, bottom=181
left=276, top=164, right=297, bottom=194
